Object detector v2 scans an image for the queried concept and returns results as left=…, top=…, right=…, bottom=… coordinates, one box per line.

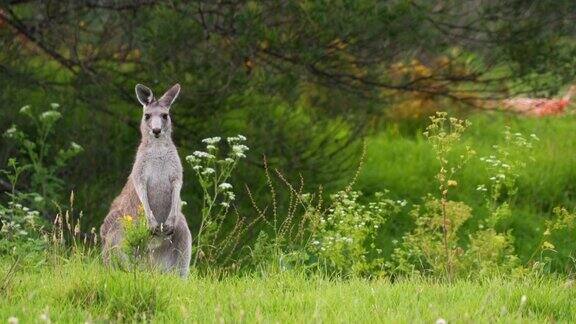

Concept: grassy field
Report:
left=1, top=257, right=575, bottom=323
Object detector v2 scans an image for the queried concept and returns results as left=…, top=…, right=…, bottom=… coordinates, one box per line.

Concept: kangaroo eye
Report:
left=144, top=114, right=151, bottom=120
left=162, top=114, right=168, bottom=120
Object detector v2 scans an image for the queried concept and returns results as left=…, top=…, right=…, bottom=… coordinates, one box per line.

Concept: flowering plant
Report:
left=3, top=103, right=83, bottom=211
left=185, top=135, right=248, bottom=266
left=308, top=190, right=405, bottom=277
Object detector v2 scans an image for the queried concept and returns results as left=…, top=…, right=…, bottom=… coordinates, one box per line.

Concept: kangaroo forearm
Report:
left=133, top=179, right=155, bottom=222
left=167, top=180, right=182, bottom=224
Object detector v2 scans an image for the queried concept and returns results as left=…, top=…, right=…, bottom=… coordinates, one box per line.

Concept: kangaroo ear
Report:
left=135, top=84, right=154, bottom=106
left=158, top=84, right=181, bottom=107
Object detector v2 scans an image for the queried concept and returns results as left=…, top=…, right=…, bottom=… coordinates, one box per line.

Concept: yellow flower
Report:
left=122, top=214, right=133, bottom=223
left=542, top=241, right=555, bottom=250
left=447, top=180, right=458, bottom=187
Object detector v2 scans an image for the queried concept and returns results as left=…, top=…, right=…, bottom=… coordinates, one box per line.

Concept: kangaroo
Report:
left=100, top=83, right=192, bottom=278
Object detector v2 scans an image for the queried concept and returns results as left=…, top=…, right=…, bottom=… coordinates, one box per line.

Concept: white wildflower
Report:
left=50, top=103, right=60, bottom=109
left=8, top=316, right=18, bottom=324
left=70, top=142, right=83, bottom=153
left=435, top=318, right=447, bottom=324
left=227, top=135, right=246, bottom=143
left=185, top=155, right=198, bottom=164
left=218, top=183, right=233, bottom=190
left=19, top=105, right=31, bottom=114
left=4, top=125, right=17, bottom=137
left=202, top=137, right=221, bottom=144
left=221, top=202, right=230, bottom=208
left=193, top=151, right=215, bottom=159
left=232, top=144, right=249, bottom=153
left=39, top=110, right=62, bottom=123
left=202, top=168, right=215, bottom=175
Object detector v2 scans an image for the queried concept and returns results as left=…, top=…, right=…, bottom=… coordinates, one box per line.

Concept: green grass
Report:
left=1, top=257, right=575, bottom=323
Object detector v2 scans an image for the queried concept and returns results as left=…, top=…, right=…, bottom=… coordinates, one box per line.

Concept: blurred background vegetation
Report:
left=1, top=0, right=576, bottom=273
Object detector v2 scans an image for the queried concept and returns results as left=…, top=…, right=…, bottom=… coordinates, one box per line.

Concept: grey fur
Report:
left=100, top=83, right=191, bottom=278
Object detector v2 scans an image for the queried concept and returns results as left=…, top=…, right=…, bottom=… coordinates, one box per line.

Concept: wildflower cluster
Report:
left=185, top=135, right=248, bottom=266
left=0, top=200, right=47, bottom=256
left=478, top=127, right=538, bottom=212
left=309, top=191, right=404, bottom=276
left=424, top=112, right=475, bottom=197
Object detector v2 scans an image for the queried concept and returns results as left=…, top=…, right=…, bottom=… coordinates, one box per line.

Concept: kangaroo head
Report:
left=135, top=83, right=181, bottom=140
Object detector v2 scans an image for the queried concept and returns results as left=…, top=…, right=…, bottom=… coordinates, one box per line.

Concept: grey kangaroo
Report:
left=100, top=83, right=192, bottom=278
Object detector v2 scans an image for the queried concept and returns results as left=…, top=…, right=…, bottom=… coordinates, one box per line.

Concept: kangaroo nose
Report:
left=153, top=128, right=161, bottom=135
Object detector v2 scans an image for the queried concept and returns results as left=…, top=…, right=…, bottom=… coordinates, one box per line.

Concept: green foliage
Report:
left=0, top=104, right=88, bottom=261
left=360, top=114, right=576, bottom=272
left=478, top=127, right=538, bottom=213
left=388, top=113, right=540, bottom=280
left=2, top=104, right=83, bottom=211
left=0, top=158, right=47, bottom=258
left=308, top=191, right=404, bottom=277
left=535, top=207, right=576, bottom=273
left=114, top=207, right=155, bottom=272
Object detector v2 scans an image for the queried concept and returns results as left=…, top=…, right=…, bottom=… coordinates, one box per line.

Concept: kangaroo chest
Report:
left=140, top=146, right=182, bottom=222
